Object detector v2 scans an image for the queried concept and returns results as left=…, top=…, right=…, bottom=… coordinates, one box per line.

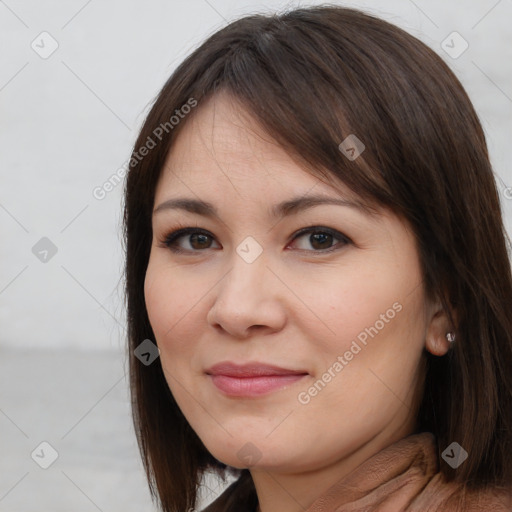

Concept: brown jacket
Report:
left=202, top=432, right=512, bottom=511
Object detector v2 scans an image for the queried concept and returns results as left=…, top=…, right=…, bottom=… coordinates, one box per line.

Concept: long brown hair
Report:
left=122, top=5, right=512, bottom=511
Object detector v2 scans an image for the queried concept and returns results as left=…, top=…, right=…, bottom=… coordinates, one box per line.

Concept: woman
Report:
left=122, top=5, right=512, bottom=511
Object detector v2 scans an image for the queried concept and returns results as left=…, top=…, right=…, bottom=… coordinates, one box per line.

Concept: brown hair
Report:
left=122, top=4, right=512, bottom=511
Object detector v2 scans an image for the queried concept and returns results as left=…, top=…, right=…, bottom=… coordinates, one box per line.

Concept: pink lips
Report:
left=206, top=362, right=308, bottom=397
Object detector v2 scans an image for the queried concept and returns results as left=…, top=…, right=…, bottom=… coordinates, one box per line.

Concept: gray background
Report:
left=1, top=0, right=511, bottom=510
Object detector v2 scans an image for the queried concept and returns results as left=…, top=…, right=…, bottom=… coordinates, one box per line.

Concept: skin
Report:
left=144, top=91, right=452, bottom=512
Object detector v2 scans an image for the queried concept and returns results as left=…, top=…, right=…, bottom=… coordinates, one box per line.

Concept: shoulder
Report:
left=416, top=474, right=512, bottom=512
left=449, top=487, right=512, bottom=512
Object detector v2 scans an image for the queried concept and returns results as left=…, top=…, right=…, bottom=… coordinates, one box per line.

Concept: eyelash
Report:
left=158, top=224, right=352, bottom=255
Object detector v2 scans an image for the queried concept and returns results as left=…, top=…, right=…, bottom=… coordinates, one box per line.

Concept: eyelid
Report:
left=160, top=227, right=219, bottom=252
left=158, top=224, right=352, bottom=254
left=291, top=226, right=352, bottom=247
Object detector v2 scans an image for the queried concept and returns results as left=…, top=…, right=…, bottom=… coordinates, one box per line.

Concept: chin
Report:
left=203, top=435, right=309, bottom=472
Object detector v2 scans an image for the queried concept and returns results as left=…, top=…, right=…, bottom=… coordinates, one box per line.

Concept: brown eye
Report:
left=162, top=228, right=220, bottom=253
left=160, top=226, right=351, bottom=255
left=289, top=227, right=351, bottom=252
left=188, top=233, right=213, bottom=250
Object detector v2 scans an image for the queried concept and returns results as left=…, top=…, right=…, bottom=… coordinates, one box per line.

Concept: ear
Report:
left=425, top=301, right=455, bottom=357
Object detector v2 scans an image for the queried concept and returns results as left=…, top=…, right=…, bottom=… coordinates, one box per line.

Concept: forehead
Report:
left=156, top=92, right=356, bottom=202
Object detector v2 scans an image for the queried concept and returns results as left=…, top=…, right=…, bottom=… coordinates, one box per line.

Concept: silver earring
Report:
left=446, top=332, right=456, bottom=343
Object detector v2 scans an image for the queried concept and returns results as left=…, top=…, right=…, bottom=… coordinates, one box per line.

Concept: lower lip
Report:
left=209, top=374, right=307, bottom=397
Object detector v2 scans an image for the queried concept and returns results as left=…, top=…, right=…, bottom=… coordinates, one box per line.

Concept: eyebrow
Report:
left=153, top=194, right=375, bottom=219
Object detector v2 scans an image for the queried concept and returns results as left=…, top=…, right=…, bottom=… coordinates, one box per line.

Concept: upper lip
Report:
left=206, top=361, right=308, bottom=377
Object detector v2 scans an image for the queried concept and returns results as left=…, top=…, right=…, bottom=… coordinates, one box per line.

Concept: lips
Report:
left=205, top=362, right=308, bottom=397
left=206, top=361, right=308, bottom=377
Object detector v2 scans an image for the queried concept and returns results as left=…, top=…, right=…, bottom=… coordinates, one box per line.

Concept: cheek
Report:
left=294, top=265, right=426, bottom=431
left=144, top=264, right=172, bottom=336
left=307, top=255, right=426, bottom=372
left=303, top=264, right=398, bottom=341
left=144, top=260, right=216, bottom=379
left=144, top=263, right=193, bottom=349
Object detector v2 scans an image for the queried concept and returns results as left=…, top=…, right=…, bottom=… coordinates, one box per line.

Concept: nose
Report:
left=206, top=251, right=287, bottom=339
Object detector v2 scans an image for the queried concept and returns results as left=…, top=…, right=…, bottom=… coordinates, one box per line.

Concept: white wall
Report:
left=1, top=0, right=511, bottom=351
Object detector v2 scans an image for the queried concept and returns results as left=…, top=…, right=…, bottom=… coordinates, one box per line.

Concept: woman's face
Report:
left=144, top=91, right=435, bottom=474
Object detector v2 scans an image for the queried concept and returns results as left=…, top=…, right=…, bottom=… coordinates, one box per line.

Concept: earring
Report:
left=446, top=332, right=456, bottom=343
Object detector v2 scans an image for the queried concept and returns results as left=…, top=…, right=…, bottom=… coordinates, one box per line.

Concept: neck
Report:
left=250, top=423, right=412, bottom=512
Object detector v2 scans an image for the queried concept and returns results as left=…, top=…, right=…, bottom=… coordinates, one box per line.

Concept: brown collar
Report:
left=203, top=432, right=512, bottom=512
